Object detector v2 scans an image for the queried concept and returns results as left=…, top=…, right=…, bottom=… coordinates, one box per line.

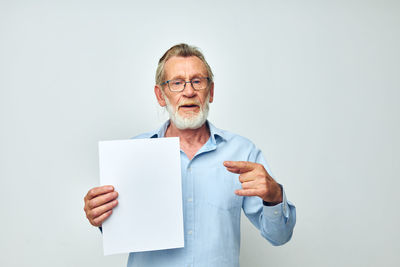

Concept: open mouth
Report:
left=179, top=103, right=200, bottom=110
left=180, top=104, right=199, bottom=108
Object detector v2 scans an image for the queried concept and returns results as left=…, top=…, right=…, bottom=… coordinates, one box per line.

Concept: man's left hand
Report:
left=223, top=161, right=282, bottom=205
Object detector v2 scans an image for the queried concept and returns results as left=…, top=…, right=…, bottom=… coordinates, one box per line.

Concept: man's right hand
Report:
left=84, top=185, right=118, bottom=227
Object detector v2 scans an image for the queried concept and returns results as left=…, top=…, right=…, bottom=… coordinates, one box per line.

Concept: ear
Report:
left=154, top=85, right=166, bottom=107
left=208, top=82, right=214, bottom=103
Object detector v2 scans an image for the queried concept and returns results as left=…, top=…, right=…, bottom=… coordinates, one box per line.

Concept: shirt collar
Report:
left=149, top=120, right=170, bottom=138
left=150, top=120, right=226, bottom=144
left=207, top=121, right=226, bottom=145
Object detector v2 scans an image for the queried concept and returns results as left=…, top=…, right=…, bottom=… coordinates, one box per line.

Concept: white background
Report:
left=1, top=0, right=399, bottom=266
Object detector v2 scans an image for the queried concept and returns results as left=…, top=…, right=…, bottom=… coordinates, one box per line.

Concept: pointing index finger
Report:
left=223, top=161, right=257, bottom=174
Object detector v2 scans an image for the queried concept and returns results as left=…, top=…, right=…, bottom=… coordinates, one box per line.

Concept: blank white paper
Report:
left=98, top=137, right=184, bottom=255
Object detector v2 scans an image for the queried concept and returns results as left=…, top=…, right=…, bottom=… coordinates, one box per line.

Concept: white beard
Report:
left=163, top=92, right=210, bottom=130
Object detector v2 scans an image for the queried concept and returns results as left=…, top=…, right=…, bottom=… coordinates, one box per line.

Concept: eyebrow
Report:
left=169, top=73, right=207, bottom=80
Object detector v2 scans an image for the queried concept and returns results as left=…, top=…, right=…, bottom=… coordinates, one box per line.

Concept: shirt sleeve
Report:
left=242, top=146, right=296, bottom=246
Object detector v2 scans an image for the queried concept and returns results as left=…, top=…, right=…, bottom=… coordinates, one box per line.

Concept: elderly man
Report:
left=84, top=43, right=296, bottom=267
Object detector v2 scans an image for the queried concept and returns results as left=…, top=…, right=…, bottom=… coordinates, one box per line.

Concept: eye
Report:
left=171, top=79, right=184, bottom=85
left=191, top=79, right=201, bottom=84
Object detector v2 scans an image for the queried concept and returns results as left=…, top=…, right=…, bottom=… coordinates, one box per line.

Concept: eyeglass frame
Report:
left=160, top=77, right=211, bottom=92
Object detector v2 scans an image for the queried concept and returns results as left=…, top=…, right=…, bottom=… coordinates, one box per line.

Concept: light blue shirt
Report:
left=127, top=121, right=296, bottom=267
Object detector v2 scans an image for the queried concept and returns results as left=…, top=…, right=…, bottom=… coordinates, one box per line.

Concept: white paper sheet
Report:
left=98, top=137, right=184, bottom=255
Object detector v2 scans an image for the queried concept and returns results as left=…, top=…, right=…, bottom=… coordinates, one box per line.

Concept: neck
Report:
left=165, top=120, right=210, bottom=160
left=165, top=120, right=210, bottom=143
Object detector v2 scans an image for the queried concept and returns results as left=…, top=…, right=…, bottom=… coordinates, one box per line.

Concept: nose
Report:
left=182, top=81, right=196, bottom=97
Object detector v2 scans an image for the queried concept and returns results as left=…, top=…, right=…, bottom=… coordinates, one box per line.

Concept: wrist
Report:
left=262, top=184, right=283, bottom=205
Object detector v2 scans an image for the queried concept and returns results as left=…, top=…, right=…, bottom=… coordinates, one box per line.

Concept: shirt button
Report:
left=188, top=198, right=193, bottom=202
left=274, top=211, right=279, bottom=215
left=188, top=230, right=193, bottom=235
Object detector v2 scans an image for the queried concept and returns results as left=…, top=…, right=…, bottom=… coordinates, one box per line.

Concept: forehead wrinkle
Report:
left=164, top=56, right=208, bottom=80
left=183, top=57, right=208, bottom=79
left=171, top=72, right=207, bottom=81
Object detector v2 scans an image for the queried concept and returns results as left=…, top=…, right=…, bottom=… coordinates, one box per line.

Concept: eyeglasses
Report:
left=161, top=77, right=210, bottom=92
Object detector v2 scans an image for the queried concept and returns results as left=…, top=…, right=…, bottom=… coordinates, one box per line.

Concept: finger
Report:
left=238, top=173, right=256, bottom=183
left=223, top=161, right=257, bottom=174
left=87, top=191, right=118, bottom=210
left=92, top=210, right=113, bottom=227
left=86, top=185, right=115, bottom=200
left=87, top=199, right=118, bottom=221
left=234, top=188, right=259, bottom=197
left=240, top=180, right=258, bottom=190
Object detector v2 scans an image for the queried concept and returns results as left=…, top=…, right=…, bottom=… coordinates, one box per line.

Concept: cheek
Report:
left=168, top=97, right=182, bottom=110
left=164, top=93, right=178, bottom=105
left=202, top=92, right=211, bottom=103
left=173, top=96, right=182, bottom=106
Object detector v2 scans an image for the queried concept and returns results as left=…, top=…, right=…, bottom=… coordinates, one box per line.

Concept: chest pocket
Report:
left=194, top=166, right=242, bottom=211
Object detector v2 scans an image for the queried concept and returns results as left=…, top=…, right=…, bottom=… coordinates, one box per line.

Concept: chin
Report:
left=173, top=114, right=207, bottom=130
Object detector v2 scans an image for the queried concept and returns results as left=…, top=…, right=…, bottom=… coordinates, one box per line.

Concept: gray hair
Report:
left=155, top=43, right=214, bottom=85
